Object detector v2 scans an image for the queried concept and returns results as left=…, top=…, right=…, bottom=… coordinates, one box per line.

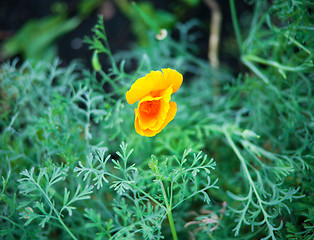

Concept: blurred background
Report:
left=0, top=0, right=250, bottom=73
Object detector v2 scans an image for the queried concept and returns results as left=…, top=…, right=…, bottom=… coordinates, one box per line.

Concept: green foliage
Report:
left=2, top=16, right=80, bottom=61
left=116, top=1, right=177, bottom=45
left=0, top=0, right=313, bottom=239
left=18, top=165, right=93, bottom=227
left=74, top=142, right=217, bottom=239
left=0, top=0, right=103, bottom=61
left=226, top=0, right=313, bottom=239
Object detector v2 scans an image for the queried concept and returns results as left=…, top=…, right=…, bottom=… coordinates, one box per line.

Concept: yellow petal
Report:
left=149, top=85, right=172, bottom=131
left=161, top=68, right=183, bottom=94
left=141, top=128, right=159, bottom=137
left=134, top=109, right=144, bottom=136
left=126, top=69, right=183, bottom=104
left=126, top=70, right=167, bottom=104
left=158, top=101, right=177, bottom=131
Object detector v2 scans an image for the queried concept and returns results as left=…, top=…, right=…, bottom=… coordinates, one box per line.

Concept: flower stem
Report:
left=229, top=0, right=243, bottom=53
left=57, top=215, right=78, bottom=240
left=167, top=209, right=178, bottom=240
left=159, top=180, right=178, bottom=240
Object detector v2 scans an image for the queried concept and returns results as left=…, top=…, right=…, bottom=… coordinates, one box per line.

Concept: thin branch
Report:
left=204, top=0, right=222, bottom=68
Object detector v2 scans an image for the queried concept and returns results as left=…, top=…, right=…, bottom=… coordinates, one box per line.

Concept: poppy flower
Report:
left=126, top=68, right=183, bottom=137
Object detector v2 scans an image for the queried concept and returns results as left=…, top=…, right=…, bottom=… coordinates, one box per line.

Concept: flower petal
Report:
left=149, top=85, right=173, bottom=131
left=158, top=101, right=177, bottom=131
left=127, top=68, right=182, bottom=137
left=126, top=69, right=183, bottom=104
left=135, top=101, right=177, bottom=137
left=137, top=95, right=162, bottom=129
left=126, top=70, right=167, bottom=104
left=134, top=109, right=144, bottom=136
left=134, top=109, right=157, bottom=137
left=161, top=68, right=183, bottom=94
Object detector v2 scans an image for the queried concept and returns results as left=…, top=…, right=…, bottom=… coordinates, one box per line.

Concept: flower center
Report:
left=140, top=100, right=160, bottom=116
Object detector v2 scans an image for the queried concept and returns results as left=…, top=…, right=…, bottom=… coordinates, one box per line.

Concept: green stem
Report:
left=284, top=33, right=311, bottom=55
left=229, top=0, right=243, bottom=53
left=98, top=70, right=121, bottom=94
left=167, top=209, right=178, bottom=240
left=159, top=180, right=178, bottom=240
left=223, top=129, right=257, bottom=199
left=57, top=216, right=78, bottom=240
left=31, top=179, right=78, bottom=240
left=132, top=2, right=160, bottom=32
left=244, top=55, right=309, bottom=72
left=223, top=127, right=275, bottom=239
left=101, top=29, right=119, bottom=73
left=241, top=56, right=269, bottom=84
left=137, top=186, right=166, bottom=210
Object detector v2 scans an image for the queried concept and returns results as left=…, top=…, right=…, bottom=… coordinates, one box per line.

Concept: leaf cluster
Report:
left=74, top=142, right=218, bottom=239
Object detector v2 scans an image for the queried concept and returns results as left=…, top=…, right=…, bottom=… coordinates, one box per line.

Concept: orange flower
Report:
left=126, top=68, right=183, bottom=137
